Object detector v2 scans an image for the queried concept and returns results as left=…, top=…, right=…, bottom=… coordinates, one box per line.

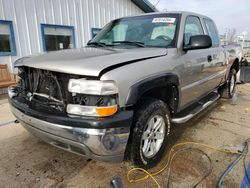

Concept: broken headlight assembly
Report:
left=8, top=67, right=26, bottom=99
left=67, top=79, right=119, bottom=117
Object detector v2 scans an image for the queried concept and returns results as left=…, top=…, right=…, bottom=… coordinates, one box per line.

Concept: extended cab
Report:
left=9, top=12, right=239, bottom=168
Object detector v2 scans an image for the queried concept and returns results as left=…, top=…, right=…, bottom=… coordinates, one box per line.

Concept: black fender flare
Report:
left=125, top=73, right=180, bottom=107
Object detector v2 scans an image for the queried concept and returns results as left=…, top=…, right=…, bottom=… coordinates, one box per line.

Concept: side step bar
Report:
left=172, top=92, right=220, bottom=124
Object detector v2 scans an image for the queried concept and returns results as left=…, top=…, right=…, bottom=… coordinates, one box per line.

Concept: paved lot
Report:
left=0, top=84, right=250, bottom=188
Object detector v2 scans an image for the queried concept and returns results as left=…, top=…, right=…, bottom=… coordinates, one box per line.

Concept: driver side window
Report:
left=184, top=16, right=204, bottom=45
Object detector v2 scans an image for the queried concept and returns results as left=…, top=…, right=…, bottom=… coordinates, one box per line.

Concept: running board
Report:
left=172, top=92, right=220, bottom=124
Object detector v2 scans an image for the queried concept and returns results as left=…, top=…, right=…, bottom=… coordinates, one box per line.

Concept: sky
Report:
left=149, top=0, right=250, bottom=39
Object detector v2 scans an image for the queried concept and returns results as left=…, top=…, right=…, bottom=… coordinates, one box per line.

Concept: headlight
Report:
left=67, top=104, right=117, bottom=117
left=67, top=79, right=119, bottom=117
left=68, top=79, right=118, bottom=95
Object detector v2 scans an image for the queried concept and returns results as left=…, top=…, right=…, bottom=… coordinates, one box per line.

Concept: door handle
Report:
left=207, top=55, right=212, bottom=62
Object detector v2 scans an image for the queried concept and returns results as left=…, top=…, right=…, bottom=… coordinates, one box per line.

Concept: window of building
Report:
left=91, top=28, right=102, bottom=38
left=0, top=20, right=16, bottom=56
left=41, top=24, right=76, bottom=52
left=184, top=16, right=204, bottom=45
left=203, top=18, right=220, bottom=47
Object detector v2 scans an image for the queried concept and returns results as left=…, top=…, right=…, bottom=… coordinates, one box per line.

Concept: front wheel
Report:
left=129, top=98, right=171, bottom=168
left=220, top=69, right=236, bottom=99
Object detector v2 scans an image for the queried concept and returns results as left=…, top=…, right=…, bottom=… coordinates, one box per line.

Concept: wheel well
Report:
left=137, top=85, right=179, bottom=115
left=231, top=58, right=240, bottom=73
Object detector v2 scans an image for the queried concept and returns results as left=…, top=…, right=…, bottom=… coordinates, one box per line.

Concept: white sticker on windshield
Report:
left=152, top=17, right=176, bottom=23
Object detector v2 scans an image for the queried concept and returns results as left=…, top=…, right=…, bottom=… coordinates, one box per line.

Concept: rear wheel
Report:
left=129, top=98, right=171, bottom=168
left=220, top=69, right=236, bottom=99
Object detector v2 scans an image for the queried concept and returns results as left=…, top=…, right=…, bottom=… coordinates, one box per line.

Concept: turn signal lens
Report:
left=67, top=104, right=117, bottom=117
left=96, top=105, right=118, bottom=117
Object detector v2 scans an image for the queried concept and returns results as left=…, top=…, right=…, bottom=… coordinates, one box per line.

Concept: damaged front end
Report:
left=8, top=66, right=133, bottom=162
left=10, top=67, right=76, bottom=113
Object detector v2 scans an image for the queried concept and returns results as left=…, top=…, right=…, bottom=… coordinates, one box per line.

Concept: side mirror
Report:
left=183, top=35, right=212, bottom=51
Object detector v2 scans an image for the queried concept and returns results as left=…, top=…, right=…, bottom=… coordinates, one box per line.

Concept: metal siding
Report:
left=13, top=0, right=31, bottom=56
left=104, top=0, right=111, bottom=24
left=94, top=0, right=100, bottom=27
left=82, top=0, right=91, bottom=44
left=33, top=0, right=44, bottom=54
left=115, top=0, right=119, bottom=18
left=75, top=0, right=82, bottom=47
left=24, top=0, right=40, bottom=55
left=11, top=0, right=21, bottom=59
left=100, top=0, right=106, bottom=26
left=78, top=0, right=85, bottom=45
left=111, top=0, right=116, bottom=20
left=89, top=0, right=96, bottom=28
left=52, top=0, right=62, bottom=24
left=44, top=0, right=54, bottom=23
left=0, top=0, right=5, bottom=19
left=2, top=0, right=12, bottom=20
left=0, top=0, right=144, bottom=71
left=60, top=0, right=69, bottom=25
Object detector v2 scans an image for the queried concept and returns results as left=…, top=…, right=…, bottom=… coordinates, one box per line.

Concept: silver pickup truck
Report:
left=8, top=11, right=239, bottom=168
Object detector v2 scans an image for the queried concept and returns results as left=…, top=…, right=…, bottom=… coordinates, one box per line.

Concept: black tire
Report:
left=129, top=98, right=171, bottom=169
left=220, top=69, right=236, bottom=99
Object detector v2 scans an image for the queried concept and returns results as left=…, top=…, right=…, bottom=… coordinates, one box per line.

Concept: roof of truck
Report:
left=118, top=11, right=212, bottom=20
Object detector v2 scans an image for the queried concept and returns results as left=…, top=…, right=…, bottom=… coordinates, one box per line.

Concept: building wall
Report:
left=0, top=0, right=144, bottom=72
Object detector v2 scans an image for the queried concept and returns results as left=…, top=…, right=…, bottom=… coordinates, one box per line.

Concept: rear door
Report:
left=180, top=15, right=213, bottom=106
left=203, top=18, right=227, bottom=88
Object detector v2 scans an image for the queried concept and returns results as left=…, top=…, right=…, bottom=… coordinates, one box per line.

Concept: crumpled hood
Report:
left=16, top=47, right=167, bottom=77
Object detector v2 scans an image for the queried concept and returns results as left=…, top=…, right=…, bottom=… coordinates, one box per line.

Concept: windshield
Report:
left=89, top=14, right=179, bottom=48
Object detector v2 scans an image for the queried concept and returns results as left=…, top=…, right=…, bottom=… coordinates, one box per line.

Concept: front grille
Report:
left=18, top=67, right=80, bottom=112
left=31, top=69, right=63, bottom=101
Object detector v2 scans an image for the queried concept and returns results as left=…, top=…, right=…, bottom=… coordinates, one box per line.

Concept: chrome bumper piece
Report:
left=10, top=106, right=130, bottom=163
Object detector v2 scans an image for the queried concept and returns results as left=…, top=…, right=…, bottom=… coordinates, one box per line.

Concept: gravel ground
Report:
left=0, top=84, right=250, bottom=188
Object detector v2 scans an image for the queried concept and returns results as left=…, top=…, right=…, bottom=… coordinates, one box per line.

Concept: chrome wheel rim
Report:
left=230, top=75, right=235, bottom=94
left=141, top=115, right=165, bottom=158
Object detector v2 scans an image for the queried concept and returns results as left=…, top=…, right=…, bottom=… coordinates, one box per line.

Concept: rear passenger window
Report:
left=204, top=19, right=220, bottom=47
left=184, top=16, right=204, bottom=45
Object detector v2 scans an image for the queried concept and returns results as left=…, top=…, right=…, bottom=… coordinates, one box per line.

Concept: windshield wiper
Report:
left=87, top=41, right=107, bottom=47
left=112, top=41, right=145, bottom=47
